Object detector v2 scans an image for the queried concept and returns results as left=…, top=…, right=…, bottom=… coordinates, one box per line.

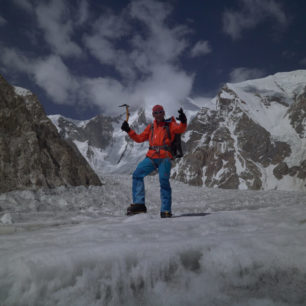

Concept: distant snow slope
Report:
left=49, top=111, right=151, bottom=175
left=0, top=175, right=306, bottom=306
left=49, top=108, right=198, bottom=176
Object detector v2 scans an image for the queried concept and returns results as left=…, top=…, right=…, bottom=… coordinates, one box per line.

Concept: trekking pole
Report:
left=119, top=104, right=130, bottom=122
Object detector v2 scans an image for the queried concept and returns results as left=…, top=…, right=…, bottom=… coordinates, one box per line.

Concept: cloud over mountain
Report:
left=190, top=40, right=212, bottom=57
left=1, top=0, right=212, bottom=116
left=229, top=67, right=266, bottom=83
left=222, top=0, right=288, bottom=40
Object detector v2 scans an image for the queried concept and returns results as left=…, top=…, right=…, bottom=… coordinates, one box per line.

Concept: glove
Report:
left=176, top=108, right=187, bottom=124
left=121, top=121, right=130, bottom=133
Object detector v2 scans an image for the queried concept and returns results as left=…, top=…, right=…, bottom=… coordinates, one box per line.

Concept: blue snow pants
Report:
left=132, top=157, right=172, bottom=212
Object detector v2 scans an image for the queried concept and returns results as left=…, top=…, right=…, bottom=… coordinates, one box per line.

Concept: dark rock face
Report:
left=172, top=108, right=240, bottom=189
left=55, top=114, right=117, bottom=150
left=0, top=75, right=102, bottom=193
left=289, top=87, right=306, bottom=138
left=235, top=113, right=291, bottom=166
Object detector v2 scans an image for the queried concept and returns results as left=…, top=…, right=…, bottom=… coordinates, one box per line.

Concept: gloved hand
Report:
left=121, top=121, right=131, bottom=133
left=176, top=108, right=187, bottom=124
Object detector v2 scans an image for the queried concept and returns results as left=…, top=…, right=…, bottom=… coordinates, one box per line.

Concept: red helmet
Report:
left=152, top=105, right=164, bottom=113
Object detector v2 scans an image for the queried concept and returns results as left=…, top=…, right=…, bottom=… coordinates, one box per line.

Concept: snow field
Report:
left=0, top=175, right=306, bottom=305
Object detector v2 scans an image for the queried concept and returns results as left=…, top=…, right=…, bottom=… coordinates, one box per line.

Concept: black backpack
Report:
left=150, top=117, right=183, bottom=159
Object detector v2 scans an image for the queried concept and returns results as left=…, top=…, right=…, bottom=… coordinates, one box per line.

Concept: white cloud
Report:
left=134, top=64, right=194, bottom=115
left=129, top=0, right=189, bottom=64
left=229, top=67, right=266, bottom=83
left=81, top=77, right=128, bottom=114
left=190, top=41, right=212, bottom=57
left=83, top=14, right=133, bottom=78
left=76, top=0, right=89, bottom=25
left=0, top=16, right=7, bottom=26
left=32, top=56, right=79, bottom=104
left=79, top=65, right=194, bottom=116
left=84, top=0, right=190, bottom=82
left=81, top=0, right=194, bottom=115
left=0, top=48, right=78, bottom=104
left=222, top=0, right=288, bottom=40
left=0, top=48, right=31, bottom=72
left=11, top=0, right=34, bottom=13
left=10, top=0, right=84, bottom=57
left=3, top=0, right=201, bottom=116
left=35, top=0, right=82, bottom=57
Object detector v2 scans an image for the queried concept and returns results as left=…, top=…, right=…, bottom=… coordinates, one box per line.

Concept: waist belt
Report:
left=149, top=145, right=171, bottom=152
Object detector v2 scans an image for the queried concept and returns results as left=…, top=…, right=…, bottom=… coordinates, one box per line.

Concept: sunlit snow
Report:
left=1, top=175, right=306, bottom=306
left=13, top=86, right=31, bottom=97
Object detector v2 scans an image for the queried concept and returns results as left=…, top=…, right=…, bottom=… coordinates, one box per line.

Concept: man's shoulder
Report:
left=165, top=116, right=176, bottom=125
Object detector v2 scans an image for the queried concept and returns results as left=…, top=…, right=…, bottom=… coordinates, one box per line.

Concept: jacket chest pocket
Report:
left=153, top=128, right=166, bottom=144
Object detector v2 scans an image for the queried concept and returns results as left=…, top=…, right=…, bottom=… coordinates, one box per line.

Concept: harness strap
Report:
left=149, top=145, right=171, bottom=152
left=150, top=124, right=154, bottom=143
left=149, top=122, right=171, bottom=143
left=164, top=124, right=171, bottom=140
left=149, top=122, right=172, bottom=158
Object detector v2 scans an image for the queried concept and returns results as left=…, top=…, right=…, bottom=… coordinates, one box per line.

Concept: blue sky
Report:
left=0, top=0, right=305, bottom=119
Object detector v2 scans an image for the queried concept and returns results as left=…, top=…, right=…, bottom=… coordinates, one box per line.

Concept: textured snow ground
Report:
left=1, top=175, right=306, bottom=306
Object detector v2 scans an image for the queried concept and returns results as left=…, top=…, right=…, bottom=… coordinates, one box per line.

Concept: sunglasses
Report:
left=153, top=110, right=164, bottom=115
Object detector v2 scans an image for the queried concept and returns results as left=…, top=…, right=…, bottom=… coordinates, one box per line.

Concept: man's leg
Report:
left=158, top=158, right=172, bottom=213
left=132, top=157, right=156, bottom=204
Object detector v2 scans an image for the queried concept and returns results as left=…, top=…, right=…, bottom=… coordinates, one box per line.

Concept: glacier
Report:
left=1, top=175, right=306, bottom=306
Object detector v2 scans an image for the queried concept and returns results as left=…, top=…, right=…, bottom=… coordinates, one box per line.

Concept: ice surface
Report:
left=1, top=175, right=306, bottom=306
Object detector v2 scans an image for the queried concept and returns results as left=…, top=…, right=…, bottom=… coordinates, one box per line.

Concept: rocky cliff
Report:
left=0, top=74, right=102, bottom=193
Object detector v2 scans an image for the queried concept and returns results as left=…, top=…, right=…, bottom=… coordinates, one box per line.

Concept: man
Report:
left=121, top=105, right=187, bottom=218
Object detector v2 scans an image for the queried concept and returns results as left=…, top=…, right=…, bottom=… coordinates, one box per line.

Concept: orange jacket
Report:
left=128, top=117, right=187, bottom=159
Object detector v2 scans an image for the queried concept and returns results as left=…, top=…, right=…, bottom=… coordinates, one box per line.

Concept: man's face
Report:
left=152, top=110, right=165, bottom=122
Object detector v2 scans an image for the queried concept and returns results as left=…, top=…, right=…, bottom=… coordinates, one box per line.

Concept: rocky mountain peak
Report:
left=288, top=86, right=306, bottom=138
left=0, top=75, right=102, bottom=193
left=172, top=70, right=306, bottom=191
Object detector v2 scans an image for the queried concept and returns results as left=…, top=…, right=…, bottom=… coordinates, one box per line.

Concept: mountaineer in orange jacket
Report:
left=121, top=105, right=187, bottom=218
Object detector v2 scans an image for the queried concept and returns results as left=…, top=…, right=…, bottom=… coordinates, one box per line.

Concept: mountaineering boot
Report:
left=160, top=211, right=172, bottom=218
left=126, top=204, right=147, bottom=216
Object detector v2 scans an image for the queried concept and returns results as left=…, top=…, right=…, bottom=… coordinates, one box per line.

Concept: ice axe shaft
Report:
left=119, top=104, right=130, bottom=122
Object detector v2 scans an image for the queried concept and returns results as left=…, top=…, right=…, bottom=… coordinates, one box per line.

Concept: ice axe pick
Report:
left=119, top=104, right=130, bottom=122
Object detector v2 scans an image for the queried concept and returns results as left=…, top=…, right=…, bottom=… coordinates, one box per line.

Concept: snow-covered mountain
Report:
left=49, top=109, right=152, bottom=174
left=172, top=70, right=306, bottom=191
left=49, top=107, right=199, bottom=175
left=49, top=70, right=306, bottom=191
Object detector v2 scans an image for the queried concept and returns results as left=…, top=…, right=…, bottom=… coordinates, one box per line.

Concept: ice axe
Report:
left=119, top=104, right=130, bottom=122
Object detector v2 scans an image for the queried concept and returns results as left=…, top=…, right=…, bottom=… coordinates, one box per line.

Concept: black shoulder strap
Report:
left=150, top=122, right=172, bottom=143
left=150, top=123, right=154, bottom=142
left=164, top=122, right=171, bottom=140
